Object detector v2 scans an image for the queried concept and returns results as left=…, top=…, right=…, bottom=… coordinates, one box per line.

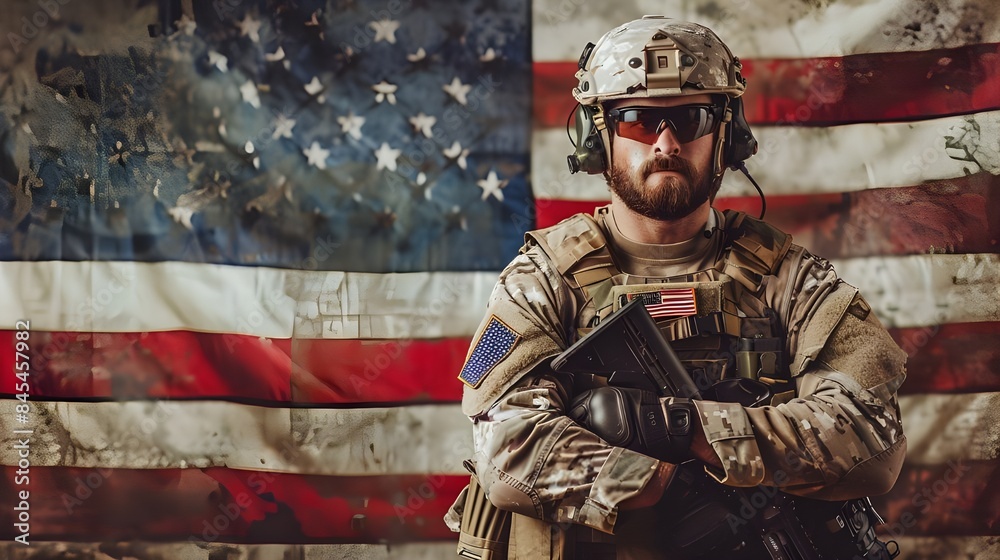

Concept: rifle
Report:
left=552, top=297, right=703, bottom=399
left=551, top=298, right=898, bottom=560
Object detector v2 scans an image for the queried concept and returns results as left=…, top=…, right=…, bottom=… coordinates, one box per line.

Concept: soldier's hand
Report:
left=568, top=386, right=697, bottom=464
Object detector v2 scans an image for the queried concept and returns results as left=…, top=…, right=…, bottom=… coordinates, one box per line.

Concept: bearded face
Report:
left=607, top=153, right=714, bottom=221
left=605, top=94, right=720, bottom=222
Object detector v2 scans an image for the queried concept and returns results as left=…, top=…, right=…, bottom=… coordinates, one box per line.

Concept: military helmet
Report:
left=573, top=15, right=747, bottom=106
left=566, top=16, right=757, bottom=177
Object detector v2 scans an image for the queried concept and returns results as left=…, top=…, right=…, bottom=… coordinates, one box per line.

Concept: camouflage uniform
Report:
left=448, top=206, right=907, bottom=559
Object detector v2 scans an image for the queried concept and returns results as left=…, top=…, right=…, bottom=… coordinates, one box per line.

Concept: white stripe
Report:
left=534, top=0, right=1000, bottom=61
left=832, top=254, right=1000, bottom=329
left=1, top=393, right=993, bottom=474
left=0, top=400, right=473, bottom=475
left=898, top=392, right=1000, bottom=466
left=1, top=254, right=997, bottom=336
left=0, top=542, right=462, bottom=559
left=533, top=111, right=1000, bottom=202
left=0, top=261, right=495, bottom=339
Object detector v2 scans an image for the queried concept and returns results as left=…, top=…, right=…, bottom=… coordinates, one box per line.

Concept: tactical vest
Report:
left=469, top=208, right=899, bottom=560
left=524, top=206, right=797, bottom=401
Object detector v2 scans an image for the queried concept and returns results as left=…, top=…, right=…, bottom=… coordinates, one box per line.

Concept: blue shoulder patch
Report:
left=458, top=315, right=521, bottom=388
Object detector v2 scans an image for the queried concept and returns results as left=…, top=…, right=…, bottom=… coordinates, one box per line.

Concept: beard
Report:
left=607, top=154, right=714, bottom=221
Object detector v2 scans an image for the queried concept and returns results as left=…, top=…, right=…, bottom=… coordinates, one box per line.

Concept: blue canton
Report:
left=458, top=316, right=520, bottom=388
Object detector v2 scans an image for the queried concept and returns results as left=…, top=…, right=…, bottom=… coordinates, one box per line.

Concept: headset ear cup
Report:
left=725, top=97, right=757, bottom=169
left=567, top=105, right=608, bottom=175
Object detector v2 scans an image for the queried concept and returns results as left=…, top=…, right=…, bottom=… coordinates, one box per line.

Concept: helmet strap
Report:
left=596, top=104, right=615, bottom=178
left=710, top=99, right=732, bottom=198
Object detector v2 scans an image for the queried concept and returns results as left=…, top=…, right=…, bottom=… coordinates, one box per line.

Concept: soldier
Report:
left=446, top=16, right=906, bottom=560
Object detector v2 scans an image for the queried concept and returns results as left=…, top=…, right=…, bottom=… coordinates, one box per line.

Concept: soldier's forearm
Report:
left=689, top=415, right=724, bottom=470
left=619, top=461, right=675, bottom=510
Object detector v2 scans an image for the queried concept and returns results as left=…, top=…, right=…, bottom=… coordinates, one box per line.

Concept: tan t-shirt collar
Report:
left=602, top=206, right=722, bottom=278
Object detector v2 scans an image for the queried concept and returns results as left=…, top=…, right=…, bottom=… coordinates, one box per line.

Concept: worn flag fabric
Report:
left=0, top=0, right=998, bottom=558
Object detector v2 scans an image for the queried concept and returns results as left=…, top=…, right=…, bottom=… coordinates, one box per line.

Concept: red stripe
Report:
left=875, top=460, right=1000, bottom=537
left=535, top=173, right=1000, bottom=260
left=533, top=42, right=1000, bottom=128
left=4, top=321, right=998, bottom=402
left=0, top=331, right=468, bottom=405
left=0, top=466, right=463, bottom=543
left=890, top=322, right=1000, bottom=395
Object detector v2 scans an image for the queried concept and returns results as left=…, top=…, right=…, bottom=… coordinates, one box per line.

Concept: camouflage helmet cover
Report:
left=573, top=16, right=747, bottom=106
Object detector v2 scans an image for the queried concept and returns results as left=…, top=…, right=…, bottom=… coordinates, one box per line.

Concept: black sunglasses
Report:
left=606, top=104, right=724, bottom=145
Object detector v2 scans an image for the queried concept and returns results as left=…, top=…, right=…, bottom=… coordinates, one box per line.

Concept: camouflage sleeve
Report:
left=463, top=245, right=661, bottom=534
left=695, top=252, right=908, bottom=500
left=474, top=370, right=661, bottom=534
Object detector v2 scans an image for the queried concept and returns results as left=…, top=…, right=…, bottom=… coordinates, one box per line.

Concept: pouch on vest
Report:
left=457, top=464, right=511, bottom=560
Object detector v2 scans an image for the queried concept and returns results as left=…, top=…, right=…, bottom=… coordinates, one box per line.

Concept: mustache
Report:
left=639, top=156, right=694, bottom=180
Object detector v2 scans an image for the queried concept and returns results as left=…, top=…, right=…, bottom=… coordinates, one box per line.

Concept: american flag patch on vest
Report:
left=458, top=315, right=521, bottom=388
left=620, top=288, right=698, bottom=319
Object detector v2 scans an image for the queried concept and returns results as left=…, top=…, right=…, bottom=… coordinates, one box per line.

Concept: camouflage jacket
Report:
left=452, top=207, right=907, bottom=558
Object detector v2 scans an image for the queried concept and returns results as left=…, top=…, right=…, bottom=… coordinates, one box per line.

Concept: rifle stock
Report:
left=550, top=298, right=702, bottom=399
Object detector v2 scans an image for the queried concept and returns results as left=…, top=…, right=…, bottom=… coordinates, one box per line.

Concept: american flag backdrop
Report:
left=0, top=0, right=998, bottom=558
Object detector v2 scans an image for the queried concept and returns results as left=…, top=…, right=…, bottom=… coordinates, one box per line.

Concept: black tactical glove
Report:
left=568, top=386, right=697, bottom=464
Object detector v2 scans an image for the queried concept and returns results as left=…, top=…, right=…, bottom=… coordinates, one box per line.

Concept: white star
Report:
left=303, top=141, right=330, bottom=169
left=304, top=76, right=324, bottom=96
left=168, top=206, right=196, bottom=229
left=372, top=81, right=398, bottom=104
left=409, top=113, right=437, bottom=138
left=407, top=48, right=426, bottom=62
left=238, top=14, right=262, bottom=43
left=374, top=143, right=401, bottom=172
left=443, top=77, right=471, bottom=105
left=272, top=115, right=296, bottom=140
left=240, top=80, right=260, bottom=108
left=480, top=48, right=497, bottom=62
left=369, top=19, right=400, bottom=43
left=208, top=50, right=228, bottom=72
left=337, top=112, right=365, bottom=140
left=443, top=141, right=470, bottom=170
left=477, top=169, right=508, bottom=201
left=265, top=46, right=285, bottom=62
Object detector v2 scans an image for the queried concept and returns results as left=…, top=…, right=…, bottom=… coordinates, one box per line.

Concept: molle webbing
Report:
left=525, top=207, right=792, bottom=384
left=611, top=281, right=741, bottom=341
left=523, top=213, right=619, bottom=315
left=720, top=209, right=793, bottom=293
left=523, top=213, right=611, bottom=285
